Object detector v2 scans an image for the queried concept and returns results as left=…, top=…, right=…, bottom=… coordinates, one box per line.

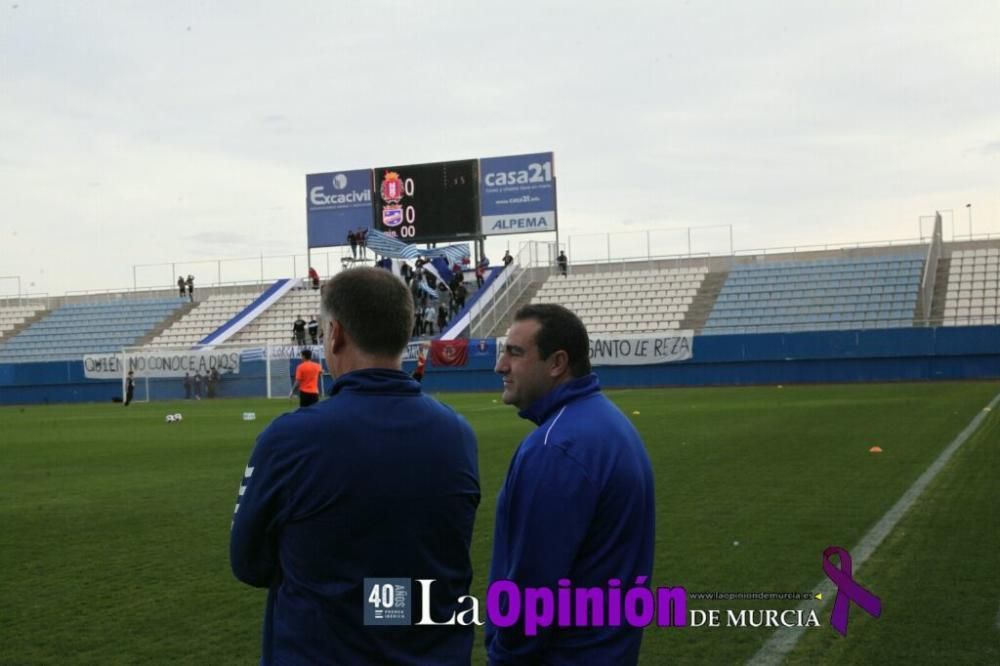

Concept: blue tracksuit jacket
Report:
left=486, top=374, right=655, bottom=665
left=230, top=368, right=480, bottom=665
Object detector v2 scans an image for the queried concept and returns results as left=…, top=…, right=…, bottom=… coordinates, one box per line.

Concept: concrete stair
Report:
left=134, top=301, right=198, bottom=347
left=484, top=281, right=546, bottom=338
left=0, top=309, right=50, bottom=343
left=926, top=258, right=952, bottom=326
left=680, top=270, right=728, bottom=332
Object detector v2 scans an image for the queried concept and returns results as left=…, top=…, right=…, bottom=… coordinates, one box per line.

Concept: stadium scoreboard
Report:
left=373, top=159, right=480, bottom=243
left=307, top=153, right=554, bottom=249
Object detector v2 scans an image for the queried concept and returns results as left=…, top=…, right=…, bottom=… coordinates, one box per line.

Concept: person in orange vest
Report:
left=289, top=349, right=323, bottom=407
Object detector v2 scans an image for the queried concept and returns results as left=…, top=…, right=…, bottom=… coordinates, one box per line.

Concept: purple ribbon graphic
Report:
left=823, top=546, right=882, bottom=636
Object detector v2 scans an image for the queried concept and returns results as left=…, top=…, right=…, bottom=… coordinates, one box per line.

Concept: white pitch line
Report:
left=747, top=390, right=1000, bottom=666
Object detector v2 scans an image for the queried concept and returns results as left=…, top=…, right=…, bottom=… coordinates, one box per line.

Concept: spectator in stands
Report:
left=288, top=348, right=323, bottom=407
left=359, top=228, right=368, bottom=258
left=415, top=256, right=428, bottom=270
left=308, top=267, right=321, bottom=290
left=409, top=279, right=422, bottom=312
left=557, top=250, right=568, bottom=277
left=307, top=316, right=319, bottom=345
left=193, top=372, right=202, bottom=400
left=207, top=369, right=219, bottom=399
left=437, top=304, right=449, bottom=332
left=183, top=373, right=192, bottom=399
left=292, top=315, right=307, bottom=346
left=124, top=371, right=135, bottom=407
left=475, top=263, right=486, bottom=289
left=400, top=262, right=413, bottom=286
left=177, top=276, right=186, bottom=299
left=503, top=250, right=514, bottom=269
left=439, top=282, right=453, bottom=317
left=348, top=230, right=358, bottom=259
left=230, top=266, right=479, bottom=665
left=455, top=281, right=467, bottom=312
left=488, top=304, right=654, bottom=665
left=186, top=275, right=195, bottom=301
left=412, top=306, right=423, bottom=338
left=423, top=302, right=437, bottom=336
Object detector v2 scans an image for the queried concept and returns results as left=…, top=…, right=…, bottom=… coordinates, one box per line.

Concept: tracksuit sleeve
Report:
left=487, top=445, right=599, bottom=665
left=229, top=430, right=290, bottom=588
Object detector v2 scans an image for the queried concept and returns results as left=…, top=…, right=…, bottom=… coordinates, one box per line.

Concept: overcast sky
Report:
left=2, top=1, right=998, bottom=296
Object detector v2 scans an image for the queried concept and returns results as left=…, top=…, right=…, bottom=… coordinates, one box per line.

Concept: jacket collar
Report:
left=329, top=368, right=419, bottom=397
left=518, top=373, right=601, bottom=425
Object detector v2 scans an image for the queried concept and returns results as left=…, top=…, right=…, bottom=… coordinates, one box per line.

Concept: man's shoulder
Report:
left=549, top=392, right=638, bottom=445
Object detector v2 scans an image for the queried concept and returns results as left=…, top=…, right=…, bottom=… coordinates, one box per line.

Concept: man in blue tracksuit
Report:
left=230, top=267, right=480, bottom=665
left=488, top=304, right=655, bottom=665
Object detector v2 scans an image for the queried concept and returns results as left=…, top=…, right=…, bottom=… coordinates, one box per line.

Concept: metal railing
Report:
left=468, top=241, right=554, bottom=338
left=130, top=248, right=353, bottom=292
left=63, top=279, right=268, bottom=303
left=732, top=237, right=928, bottom=257
left=0, top=293, right=50, bottom=309
left=562, top=251, right=712, bottom=276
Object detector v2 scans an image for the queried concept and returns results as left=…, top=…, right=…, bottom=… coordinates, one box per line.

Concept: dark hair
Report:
left=514, top=304, right=591, bottom=377
left=300, top=349, right=312, bottom=360
left=321, top=267, right=413, bottom=356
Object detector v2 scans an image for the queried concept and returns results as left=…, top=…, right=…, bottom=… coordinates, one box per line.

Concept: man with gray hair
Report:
left=231, top=267, right=480, bottom=665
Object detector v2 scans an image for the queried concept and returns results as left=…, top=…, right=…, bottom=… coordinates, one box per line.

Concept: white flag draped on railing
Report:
left=365, top=229, right=470, bottom=264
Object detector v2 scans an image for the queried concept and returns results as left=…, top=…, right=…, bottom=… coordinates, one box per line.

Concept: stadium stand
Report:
left=3, top=239, right=998, bottom=367
left=942, top=247, right=1000, bottom=326
left=701, top=255, right=923, bottom=335
left=0, top=303, right=47, bottom=341
left=227, top=287, right=323, bottom=346
left=150, top=289, right=264, bottom=347
left=530, top=266, right=708, bottom=335
left=0, top=298, right=185, bottom=363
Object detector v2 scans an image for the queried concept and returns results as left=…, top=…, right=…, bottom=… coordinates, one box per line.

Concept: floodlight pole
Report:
left=966, top=203, right=972, bottom=238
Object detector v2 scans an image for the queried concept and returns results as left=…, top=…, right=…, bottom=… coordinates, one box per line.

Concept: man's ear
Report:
left=330, top=320, right=347, bottom=355
left=547, top=349, right=571, bottom=378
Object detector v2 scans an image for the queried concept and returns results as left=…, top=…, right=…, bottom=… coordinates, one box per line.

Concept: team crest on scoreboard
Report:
left=383, top=205, right=403, bottom=227
left=380, top=171, right=404, bottom=205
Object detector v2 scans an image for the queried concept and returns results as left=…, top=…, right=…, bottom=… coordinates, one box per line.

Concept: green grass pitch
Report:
left=1, top=381, right=997, bottom=665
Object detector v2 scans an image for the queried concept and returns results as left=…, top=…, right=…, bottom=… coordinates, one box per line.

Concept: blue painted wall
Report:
left=1, top=326, right=997, bottom=405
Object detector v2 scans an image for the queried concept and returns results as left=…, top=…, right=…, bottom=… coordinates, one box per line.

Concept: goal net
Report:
left=119, top=343, right=328, bottom=401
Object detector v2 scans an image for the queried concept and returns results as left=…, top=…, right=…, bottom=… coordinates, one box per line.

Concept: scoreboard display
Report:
left=374, top=159, right=479, bottom=243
